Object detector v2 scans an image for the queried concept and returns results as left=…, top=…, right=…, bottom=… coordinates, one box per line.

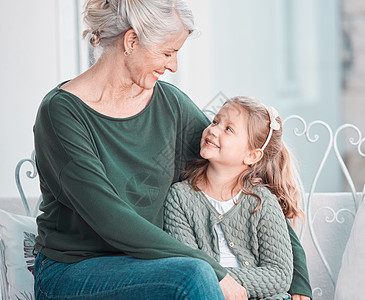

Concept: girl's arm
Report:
left=225, top=190, right=294, bottom=299
left=164, top=186, right=201, bottom=250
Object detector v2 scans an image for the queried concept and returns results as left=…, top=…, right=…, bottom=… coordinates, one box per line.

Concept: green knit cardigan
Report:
left=164, top=181, right=293, bottom=300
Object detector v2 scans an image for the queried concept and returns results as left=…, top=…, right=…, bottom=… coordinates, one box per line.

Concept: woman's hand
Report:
left=219, top=274, right=248, bottom=300
left=292, top=294, right=311, bottom=300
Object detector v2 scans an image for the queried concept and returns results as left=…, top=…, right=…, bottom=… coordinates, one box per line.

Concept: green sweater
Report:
left=33, top=80, right=227, bottom=280
left=164, top=181, right=293, bottom=299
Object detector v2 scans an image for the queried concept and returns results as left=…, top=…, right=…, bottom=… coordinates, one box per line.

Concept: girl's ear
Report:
left=245, top=149, right=263, bottom=166
left=123, top=29, right=139, bottom=52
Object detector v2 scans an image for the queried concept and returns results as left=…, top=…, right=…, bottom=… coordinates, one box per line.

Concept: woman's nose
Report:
left=165, top=55, right=178, bottom=73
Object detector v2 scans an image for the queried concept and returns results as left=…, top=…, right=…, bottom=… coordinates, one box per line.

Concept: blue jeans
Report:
left=34, top=253, right=225, bottom=300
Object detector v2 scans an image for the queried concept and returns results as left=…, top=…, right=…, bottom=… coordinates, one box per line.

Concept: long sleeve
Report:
left=164, top=186, right=201, bottom=250
left=225, top=191, right=293, bottom=299
left=287, top=224, right=313, bottom=298
left=164, top=183, right=227, bottom=278
left=33, top=82, right=227, bottom=280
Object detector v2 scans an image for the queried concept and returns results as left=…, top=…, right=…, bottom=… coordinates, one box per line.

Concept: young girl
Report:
left=164, top=96, right=304, bottom=299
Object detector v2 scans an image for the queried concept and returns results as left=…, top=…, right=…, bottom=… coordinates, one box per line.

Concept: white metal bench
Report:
left=1, top=115, right=364, bottom=300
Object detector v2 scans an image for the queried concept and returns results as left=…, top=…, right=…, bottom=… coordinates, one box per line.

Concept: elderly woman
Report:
left=33, top=0, right=311, bottom=299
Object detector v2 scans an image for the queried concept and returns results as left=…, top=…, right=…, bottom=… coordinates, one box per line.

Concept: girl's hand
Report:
left=292, top=294, right=311, bottom=300
left=219, top=274, right=248, bottom=300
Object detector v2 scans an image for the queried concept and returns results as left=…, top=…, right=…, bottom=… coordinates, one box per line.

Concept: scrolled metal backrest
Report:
left=333, top=124, right=365, bottom=209
left=283, top=115, right=364, bottom=297
left=15, top=150, right=42, bottom=217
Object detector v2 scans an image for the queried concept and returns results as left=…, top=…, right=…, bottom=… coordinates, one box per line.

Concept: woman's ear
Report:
left=123, top=29, right=139, bottom=52
left=245, top=149, right=263, bottom=166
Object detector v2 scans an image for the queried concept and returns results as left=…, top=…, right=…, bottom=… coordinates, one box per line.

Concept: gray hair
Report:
left=83, top=0, right=195, bottom=48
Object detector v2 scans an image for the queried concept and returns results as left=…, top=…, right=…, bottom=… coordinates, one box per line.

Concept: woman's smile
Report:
left=152, top=71, right=164, bottom=81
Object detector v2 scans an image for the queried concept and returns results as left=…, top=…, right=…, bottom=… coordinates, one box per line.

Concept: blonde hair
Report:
left=83, top=0, right=195, bottom=48
left=185, top=96, right=304, bottom=222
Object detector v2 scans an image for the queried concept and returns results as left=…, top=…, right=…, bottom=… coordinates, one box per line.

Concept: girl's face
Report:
left=200, top=104, right=253, bottom=169
left=124, top=30, right=189, bottom=90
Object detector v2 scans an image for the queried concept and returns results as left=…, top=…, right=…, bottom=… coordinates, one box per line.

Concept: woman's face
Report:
left=125, top=30, right=189, bottom=90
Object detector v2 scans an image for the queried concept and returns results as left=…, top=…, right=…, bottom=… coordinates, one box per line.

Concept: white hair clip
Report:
left=261, top=105, right=280, bottom=151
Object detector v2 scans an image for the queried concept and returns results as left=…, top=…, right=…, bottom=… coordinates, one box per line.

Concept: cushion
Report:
left=1, top=240, right=6, bottom=299
left=0, top=209, right=37, bottom=300
left=334, top=185, right=365, bottom=300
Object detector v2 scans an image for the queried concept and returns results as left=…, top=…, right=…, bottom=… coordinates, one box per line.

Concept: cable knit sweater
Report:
left=164, top=181, right=293, bottom=300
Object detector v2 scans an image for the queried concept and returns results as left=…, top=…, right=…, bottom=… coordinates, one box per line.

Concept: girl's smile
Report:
left=205, top=137, right=220, bottom=148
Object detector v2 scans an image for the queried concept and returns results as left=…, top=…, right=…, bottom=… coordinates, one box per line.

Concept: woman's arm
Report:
left=287, top=223, right=313, bottom=299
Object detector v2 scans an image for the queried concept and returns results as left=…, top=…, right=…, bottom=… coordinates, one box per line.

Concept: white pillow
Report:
left=0, top=209, right=37, bottom=300
left=335, top=185, right=365, bottom=300
left=1, top=240, right=7, bottom=299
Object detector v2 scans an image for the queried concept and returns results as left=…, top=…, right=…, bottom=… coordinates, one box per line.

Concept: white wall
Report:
left=165, top=0, right=344, bottom=193
left=0, top=1, right=348, bottom=198
left=0, top=1, right=58, bottom=198
left=0, top=1, right=84, bottom=198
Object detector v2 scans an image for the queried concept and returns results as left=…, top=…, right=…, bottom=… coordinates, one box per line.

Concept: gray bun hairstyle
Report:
left=83, top=0, right=195, bottom=48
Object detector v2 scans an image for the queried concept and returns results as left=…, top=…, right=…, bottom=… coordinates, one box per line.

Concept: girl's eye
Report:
left=165, top=53, right=172, bottom=57
left=212, top=120, right=218, bottom=125
left=226, top=127, right=233, bottom=133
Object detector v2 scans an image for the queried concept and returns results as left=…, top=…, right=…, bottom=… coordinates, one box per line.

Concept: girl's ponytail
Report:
left=266, top=142, right=304, bottom=221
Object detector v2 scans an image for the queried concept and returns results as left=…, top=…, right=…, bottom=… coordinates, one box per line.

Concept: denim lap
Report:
left=34, top=253, right=224, bottom=300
